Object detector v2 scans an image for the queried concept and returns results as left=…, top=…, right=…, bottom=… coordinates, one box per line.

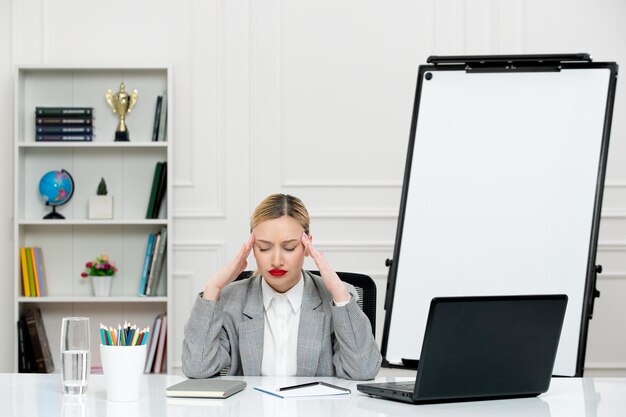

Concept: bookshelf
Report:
left=12, top=66, right=173, bottom=373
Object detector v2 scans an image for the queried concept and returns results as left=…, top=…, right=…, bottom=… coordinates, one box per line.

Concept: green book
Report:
left=146, top=162, right=164, bottom=219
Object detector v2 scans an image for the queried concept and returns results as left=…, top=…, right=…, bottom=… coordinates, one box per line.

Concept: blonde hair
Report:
left=250, top=194, right=310, bottom=277
left=250, top=194, right=310, bottom=234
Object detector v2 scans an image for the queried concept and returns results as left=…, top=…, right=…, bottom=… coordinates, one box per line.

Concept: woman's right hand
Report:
left=202, top=234, right=255, bottom=300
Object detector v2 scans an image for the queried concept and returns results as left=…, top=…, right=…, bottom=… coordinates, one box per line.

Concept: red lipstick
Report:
left=269, top=269, right=287, bottom=277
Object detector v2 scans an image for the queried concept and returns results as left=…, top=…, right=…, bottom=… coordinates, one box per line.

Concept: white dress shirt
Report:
left=260, top=274, right=304, bottom=376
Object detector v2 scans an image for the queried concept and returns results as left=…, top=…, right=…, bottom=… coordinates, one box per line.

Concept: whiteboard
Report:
left=382, top=58, right=617, bottom=377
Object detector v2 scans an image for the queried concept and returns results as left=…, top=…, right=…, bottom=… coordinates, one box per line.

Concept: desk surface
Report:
left=2, top=373, right=625, bottom=417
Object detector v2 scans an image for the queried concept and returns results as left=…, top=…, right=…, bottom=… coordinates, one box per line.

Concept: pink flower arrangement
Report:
left=81, top=255, right=118, bottom=278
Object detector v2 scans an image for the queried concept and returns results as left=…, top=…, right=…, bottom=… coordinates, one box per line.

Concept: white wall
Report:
left=1, top=0, right=625, bottom=376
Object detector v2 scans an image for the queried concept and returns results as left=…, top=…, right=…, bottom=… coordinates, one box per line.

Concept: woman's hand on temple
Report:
left=202, top=234, right=255, bottom=300
left=301, top=232, right=350, bottom=303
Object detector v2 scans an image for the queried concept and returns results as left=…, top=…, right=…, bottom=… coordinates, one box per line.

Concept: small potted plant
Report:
left=81, top=254, right=118, bottom=296
left=89, top=177, right=113, bottom=219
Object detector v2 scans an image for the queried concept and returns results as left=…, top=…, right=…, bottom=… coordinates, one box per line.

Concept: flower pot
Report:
left=91, top=275, right=112, bottom=297
left=89, top=196, right=114, bottom=219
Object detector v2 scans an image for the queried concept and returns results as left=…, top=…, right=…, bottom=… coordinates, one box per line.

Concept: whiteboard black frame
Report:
left=381, top=54, right=618, bottom=377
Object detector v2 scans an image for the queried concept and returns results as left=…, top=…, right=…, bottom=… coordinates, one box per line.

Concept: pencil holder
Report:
left=100, top=344, right=147, bottom=402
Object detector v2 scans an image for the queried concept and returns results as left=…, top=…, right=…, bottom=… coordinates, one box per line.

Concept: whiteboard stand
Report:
left=381, top=54, right=618, bottom=377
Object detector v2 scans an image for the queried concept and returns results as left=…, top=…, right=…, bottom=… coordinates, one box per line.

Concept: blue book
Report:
left=138, top=233, right=156, bottom=295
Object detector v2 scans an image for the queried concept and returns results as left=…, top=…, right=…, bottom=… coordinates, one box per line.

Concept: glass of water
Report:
left=61, top=317, right=90, bottom=395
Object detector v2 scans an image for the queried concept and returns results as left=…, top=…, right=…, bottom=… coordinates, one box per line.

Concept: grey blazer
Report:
left=182, top=270, right=381, bottom=380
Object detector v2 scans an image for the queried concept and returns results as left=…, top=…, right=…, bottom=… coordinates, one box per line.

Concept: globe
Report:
left=39, top=169, right=74, bottom=219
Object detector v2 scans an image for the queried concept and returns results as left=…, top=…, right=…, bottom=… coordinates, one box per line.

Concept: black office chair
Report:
left=235, top=270, right=376, bottom=335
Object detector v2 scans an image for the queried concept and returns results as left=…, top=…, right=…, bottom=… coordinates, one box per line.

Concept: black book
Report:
left=146, top=162, right=164, bottom=219
left=24, top=307, right=55, bottom=373
left=36, top=107, right=93, bottom=118
left=36, top=126, right=93, bottom=134
left=152, top=161, right=167, bottom=219
left=152, top=96, right=163, bottom=141
left=17, top=319, right=34, bottom=373
left=36, top=118, right=93, bottom=126
left=36, top=134, right=93, bottom=142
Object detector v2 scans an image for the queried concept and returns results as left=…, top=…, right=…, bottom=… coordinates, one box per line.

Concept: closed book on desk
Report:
left=166, top=379, right=247, bottom=399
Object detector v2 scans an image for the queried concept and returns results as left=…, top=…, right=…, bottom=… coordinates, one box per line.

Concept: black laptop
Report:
left=357, top=294, right=568, bottom=404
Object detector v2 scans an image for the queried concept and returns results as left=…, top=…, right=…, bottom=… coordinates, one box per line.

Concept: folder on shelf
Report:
left=153, top=314, right=167, bottom=373
left=139, top=233, right=156, bottom=295
left=145, top=314, right=163, bottom=373
left=24, top=248, right=37, bottom=297
left=33, top=247, right=48, bottom=297
left=146, top=162, right=164, bottom=219
left=19, top=248, right=30, bottom=297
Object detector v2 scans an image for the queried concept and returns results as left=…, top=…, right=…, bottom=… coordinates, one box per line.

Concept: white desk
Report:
left=2, top=373, right=625, bottom=417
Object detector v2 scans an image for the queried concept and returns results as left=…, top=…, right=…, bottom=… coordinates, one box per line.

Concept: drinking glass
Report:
left=61, top=317, right=90, bottom=395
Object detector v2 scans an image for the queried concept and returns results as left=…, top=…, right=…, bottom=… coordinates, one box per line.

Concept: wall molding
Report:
left=283, top=180, right=402, bottom=188
left=597, top=242, right=626, bottom=252
left=310, top=210, right=397, bottom=219
left=173, top=240, right=226, bottom=252
left=173, top=209, right=226, bottom=219
left=585, top=362, right=626, bottom=370
left=597, top=272, right=626, bottom=280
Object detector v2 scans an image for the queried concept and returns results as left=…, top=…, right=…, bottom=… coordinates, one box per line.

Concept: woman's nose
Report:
left=271, top=249, right=283, bottom=267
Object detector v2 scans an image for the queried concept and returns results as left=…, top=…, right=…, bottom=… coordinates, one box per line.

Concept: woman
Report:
left=182, top=194, right=381, bottom=380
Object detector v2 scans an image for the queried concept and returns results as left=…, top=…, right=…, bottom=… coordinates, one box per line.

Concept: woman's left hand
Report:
left=301, top=232, right=350, bottom=303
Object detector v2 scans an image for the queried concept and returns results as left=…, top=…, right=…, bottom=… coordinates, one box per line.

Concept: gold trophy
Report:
left=105, top=83, right=138, bottom=141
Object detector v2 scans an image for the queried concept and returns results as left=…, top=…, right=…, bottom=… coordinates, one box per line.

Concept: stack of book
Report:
left=35, top=107, right=94, bottom=142
left=19, top=247, right=48, bottom=297
left=138, top=227, right=168, bottom=296
left=144, top=313, right=167, bottom=373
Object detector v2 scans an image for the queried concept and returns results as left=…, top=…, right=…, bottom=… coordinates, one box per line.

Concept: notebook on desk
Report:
left=166, top=379, right=246, bottom=399
left=357, top=294, right=568, bottom=404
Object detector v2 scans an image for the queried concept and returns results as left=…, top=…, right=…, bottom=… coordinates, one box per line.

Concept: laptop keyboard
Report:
left=376, top=382, right=415, bottom=392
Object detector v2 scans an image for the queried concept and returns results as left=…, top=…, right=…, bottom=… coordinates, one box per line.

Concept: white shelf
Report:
left=13, top=66, right=173, bottom=374
left=18, top=142, right=168, bottom=148
left=18, top=219, right=168, bottom=226
left=17, top=296, right=167, bottom=303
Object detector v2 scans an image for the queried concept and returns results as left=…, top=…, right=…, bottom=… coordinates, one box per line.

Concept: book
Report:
left=153, top=314, right=167, bottom=373
left=33, top=247, right=48, bottom=297
left=29, top=248, right=41, bottom=297
left=36, top=118, right=93, bottom=126
left=166, top=379, right=247, bottom=399
left=152, top=95, right=162, bottom=141
left=144, top=232, right=162, bottom=296
left=144, top=314, right=162, bottom=373
left=36, top=126, right=93, bottom=134
left=151, top=161, right=167, bottom=218
left=157, top=91, right=168, bottom=141
left=24, top=248, right=37, bottom=297
left=254, top=381, right=352, bottom=398
left=17, top=319, right=34, bottom=373
left=138, top=233, right=156, bottom=295
left=19, top=247, right=30, bottom=297
left=146, top=227, right=167, bottom=296
left=24, top=307, right=55, bottom=373
left=36, top=134, right=93, bottom=142
left=146, top=162, right=164, bottom=219
left=36, top=107, right=93, bottom=117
